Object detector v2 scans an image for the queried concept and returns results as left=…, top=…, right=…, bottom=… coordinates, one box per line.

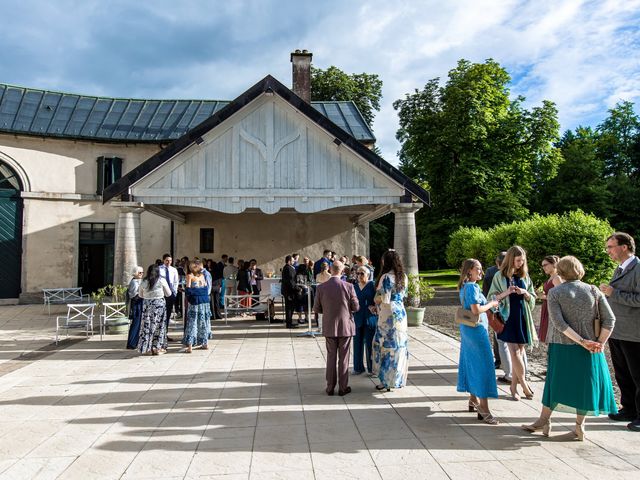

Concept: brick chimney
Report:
left=290, top=49, right=313, bottom=103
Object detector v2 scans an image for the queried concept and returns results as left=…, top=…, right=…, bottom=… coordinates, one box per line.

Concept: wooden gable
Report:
left=130, top=94, right=405, bottom=214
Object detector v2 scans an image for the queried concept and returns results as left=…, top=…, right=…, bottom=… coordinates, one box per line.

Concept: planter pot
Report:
left=106, top=316, right=129, bottom=335
left=406, top=307, right=425, bottom=327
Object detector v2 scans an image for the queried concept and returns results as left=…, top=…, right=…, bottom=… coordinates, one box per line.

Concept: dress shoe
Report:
left=338, top=386, right=352, bottom=396
left=627, top=419, right=640, bottom=432
left=166, top=336, right=176, bottom=342
left=326, top=389, right=334, bottom=396
left=609, top=409, right=636, bottom=422
left=497, top=376, right=511, bottom=385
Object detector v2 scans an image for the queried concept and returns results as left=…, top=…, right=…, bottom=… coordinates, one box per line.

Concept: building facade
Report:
left=0, top=52, right=429, bottom=303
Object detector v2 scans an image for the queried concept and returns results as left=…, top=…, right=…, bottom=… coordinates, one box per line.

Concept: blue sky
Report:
left=2, top=0, right=639, bottom=164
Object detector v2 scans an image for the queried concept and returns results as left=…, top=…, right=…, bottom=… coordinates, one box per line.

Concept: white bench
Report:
left=43, top=288, right=89, bottom=315
left=223, top=294, right=273, bottom=324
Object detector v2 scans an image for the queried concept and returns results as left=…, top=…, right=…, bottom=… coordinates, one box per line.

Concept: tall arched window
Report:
left=0, top=161, right=24, bottom=299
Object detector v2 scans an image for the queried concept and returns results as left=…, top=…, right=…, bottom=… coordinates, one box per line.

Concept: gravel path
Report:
left=422, top=287, right=620, bottom=399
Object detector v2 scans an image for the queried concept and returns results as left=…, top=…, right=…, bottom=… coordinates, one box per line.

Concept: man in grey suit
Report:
left=314, top=261, right=359, bottom=396
left=600, top=232, right=640, bottom=432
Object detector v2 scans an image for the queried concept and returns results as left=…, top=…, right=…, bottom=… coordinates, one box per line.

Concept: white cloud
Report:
left=1, top=0, right=638, bottom=164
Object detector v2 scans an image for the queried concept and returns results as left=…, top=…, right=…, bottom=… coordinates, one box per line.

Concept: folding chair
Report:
left=99, top=302, right=128, bottom=340
left=55, top=303, right=96, bottom=345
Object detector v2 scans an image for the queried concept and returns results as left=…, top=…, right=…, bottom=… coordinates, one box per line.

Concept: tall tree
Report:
left=394, top=59, right=562, bottom=267
left=311, top=66, right=383, bottom=126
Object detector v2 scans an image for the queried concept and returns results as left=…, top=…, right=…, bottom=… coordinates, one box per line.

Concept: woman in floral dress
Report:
left=372, top=250, right=409, bottom=391
left=138, top=264, right=171, bottom=355
left=183, top=260, right=212, bottom=353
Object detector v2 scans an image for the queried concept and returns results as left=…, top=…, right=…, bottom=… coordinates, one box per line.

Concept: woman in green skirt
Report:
left=522, top=255, right=617, bottom=440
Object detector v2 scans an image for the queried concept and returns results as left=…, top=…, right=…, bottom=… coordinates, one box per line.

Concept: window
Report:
left=79, top=222, right=116, bottom=242
left=200, top=228, right=214, bottom=253
left=96, top=156, right=123, bottom=195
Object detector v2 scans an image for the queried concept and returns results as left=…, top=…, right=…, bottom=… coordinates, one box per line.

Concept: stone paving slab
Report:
left=0, top=305, right=638, bottom=479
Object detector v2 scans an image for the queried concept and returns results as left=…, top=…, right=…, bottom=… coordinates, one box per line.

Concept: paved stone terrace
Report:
left=0, top=304, right=638, bottom=479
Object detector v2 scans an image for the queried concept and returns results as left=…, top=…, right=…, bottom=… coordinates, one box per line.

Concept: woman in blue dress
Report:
left=488, top=245, right=537, bottom=400
left=353, top=266, right=377, bottom=375
left=183, top=260, right=212, bottom=353
left=126, top=266, right=144, bottom=350
left=458, top=259, right=506, bottom=425
left=372, top=250, right=409, bottom=391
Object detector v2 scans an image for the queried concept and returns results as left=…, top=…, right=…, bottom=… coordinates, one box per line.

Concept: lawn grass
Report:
left=420, top=269, right=459, bottom=288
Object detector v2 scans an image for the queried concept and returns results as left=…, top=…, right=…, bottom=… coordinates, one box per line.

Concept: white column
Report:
left=391, top=203, right=422, bottom=277
left=113, top=206, right=144, bottom=286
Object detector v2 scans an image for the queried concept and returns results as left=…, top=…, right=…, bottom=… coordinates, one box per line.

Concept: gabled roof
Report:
left=103, top=75, right=430, bottom=206
left=0, top=83, right=374, bottom=143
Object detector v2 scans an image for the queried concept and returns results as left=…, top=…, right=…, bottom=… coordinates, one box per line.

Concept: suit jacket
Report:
left=281, top=264, right=297, bottom=296
left=313, top=276, right=359, bottom=337
left=609, top=256, right=640, bottom=342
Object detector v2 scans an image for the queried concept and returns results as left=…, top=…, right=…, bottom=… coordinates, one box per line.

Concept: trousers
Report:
left=325, top=336, right=352, bottom=393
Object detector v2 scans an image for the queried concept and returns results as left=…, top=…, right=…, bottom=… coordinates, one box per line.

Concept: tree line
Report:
left=311, top=61, right=640, bottom=269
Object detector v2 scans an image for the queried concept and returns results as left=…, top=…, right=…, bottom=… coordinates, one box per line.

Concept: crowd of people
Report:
left=120, top=231, right=640, bottom=439
left=456, top=231, right=640, bottom=438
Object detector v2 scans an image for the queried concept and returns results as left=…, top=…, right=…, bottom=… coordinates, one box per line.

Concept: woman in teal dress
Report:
left=458, top=259, right=509, bottom=425
left=372, top=250, right=408, bottom=391
left=522, top=256, right=617, bottom=440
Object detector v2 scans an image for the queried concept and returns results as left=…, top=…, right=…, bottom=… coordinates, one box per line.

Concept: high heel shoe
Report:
left=468, top=401, right=478, bottom=412
left=477, top=409, right=500, bottom=425
left=523, top=383, right=534, bottom=400
left=521, top=420, right=551, bottom=437
left=574, top=422, right=585, bottom=441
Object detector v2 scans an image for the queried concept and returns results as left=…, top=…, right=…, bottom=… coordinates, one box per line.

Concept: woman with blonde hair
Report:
left=523, top=256, right=617, bottom=440
left=183, top=260, right=212, bottom=353
left=538, top=255, right=562, bottom=343
left=488, top=245, right=537, bottom=400
left=457, top=259, right=510, bottom=424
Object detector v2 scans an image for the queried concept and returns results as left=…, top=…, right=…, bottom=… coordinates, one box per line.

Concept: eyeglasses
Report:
left=357, top=272, right=366, bottom=276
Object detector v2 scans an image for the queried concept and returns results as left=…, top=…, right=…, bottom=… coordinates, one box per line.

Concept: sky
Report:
left=1, top=0, right=639, bottom=165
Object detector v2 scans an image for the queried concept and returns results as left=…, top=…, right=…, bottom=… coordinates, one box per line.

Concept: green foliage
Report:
left=395, top=59, right=562, bottom=268
left=447, top=211, right=616, bottom=286
left=311, top=66, right=383, bottom=126
left=91, top=284, right=128, bottom=308
left=405, top=274, right=436, bottom=308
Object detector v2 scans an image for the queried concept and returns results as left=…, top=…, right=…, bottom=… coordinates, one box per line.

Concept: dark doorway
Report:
left=0, top=162, right=23, bottom=299
left=78, top=223, right=115, bottom=293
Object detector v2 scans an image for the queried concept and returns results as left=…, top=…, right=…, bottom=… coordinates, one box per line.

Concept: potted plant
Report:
left=404, top=274, right=435, bottom=327
left=92, top=284, right=129, bottom=334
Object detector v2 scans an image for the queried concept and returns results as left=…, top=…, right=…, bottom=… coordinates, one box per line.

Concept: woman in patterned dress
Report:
left=372, top=250, right=409, bottom=391
left=183, top=260, right=212, bottom=353
left=138, top=264, right=172, bottom=355
left=126, top=266, right=144, bottom=350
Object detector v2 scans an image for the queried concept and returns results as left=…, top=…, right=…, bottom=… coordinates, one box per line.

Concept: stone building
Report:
left=0, top=51, right=429, bottom=303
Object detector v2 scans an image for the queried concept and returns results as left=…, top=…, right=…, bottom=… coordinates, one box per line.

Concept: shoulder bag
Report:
left=487, top=310, right=505, bottom=334
left=455, top=307, right=480, bottom=327
left=589, top=285, right=601, bottom=337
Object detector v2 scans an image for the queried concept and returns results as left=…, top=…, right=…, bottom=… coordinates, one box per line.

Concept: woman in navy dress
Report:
left=126, top=266, right=144, bottom=350
left=488, top=246, right=537, bottom=400
left=458, top=259, right=506, bottom=424
left=353, top=267, right=377, bottom=375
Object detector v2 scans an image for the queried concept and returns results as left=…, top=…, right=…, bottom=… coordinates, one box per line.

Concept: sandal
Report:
left=522, top=420, right=551, bottom=436
left=468, top=400, right=479, bottom=412
left=477, top=409, right=500, bottom=425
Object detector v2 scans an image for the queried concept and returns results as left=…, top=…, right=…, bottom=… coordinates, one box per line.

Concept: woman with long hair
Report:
left=372, top=250, right=409, bottom=391
left=488, top=245, right=537, bottom=400
left=523, top=256, right=617, bottom=440
left=183, top=260, right=212, bottom=353
left=457, top=259, right=508, bottom=425
left=138, top=264, right=171, bottom=355
left=538, top=255, right=562, bottom=343
left=236, top=260, right=252, bottom=308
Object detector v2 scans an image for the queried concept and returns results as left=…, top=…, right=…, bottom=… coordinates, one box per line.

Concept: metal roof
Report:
left=0, top=83, right=375, bottom=143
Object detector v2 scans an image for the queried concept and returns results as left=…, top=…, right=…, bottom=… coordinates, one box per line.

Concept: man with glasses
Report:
left=600, top=232, right=640, bottom=432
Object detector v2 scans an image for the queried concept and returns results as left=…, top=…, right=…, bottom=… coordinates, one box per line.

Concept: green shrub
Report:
left=446, top=210, right=616, bottom=286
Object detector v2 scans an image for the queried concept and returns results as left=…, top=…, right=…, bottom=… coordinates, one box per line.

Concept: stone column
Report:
left=113, top=206, right=144, bottom=286
left=391, top=203, right=423, bottom=277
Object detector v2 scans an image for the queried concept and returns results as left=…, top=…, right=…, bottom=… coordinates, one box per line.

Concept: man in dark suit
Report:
left=600, top=232, right=640, bottom=432
left=313, top=261, right=359, bottom=396
left=281, top=255, right=297, bottom=329
left=313, top=249, right=333, bottom=278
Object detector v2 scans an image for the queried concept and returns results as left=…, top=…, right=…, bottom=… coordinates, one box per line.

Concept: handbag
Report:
left=590, top=285, right=601, bottom=337
left=487, top=310, right=505, bottom=334
left=455, top=307, right=480, bottom=327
